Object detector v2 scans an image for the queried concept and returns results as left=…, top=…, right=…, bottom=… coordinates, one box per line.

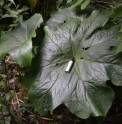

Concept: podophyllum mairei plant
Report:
left=1, top=5, right=122, bottom=119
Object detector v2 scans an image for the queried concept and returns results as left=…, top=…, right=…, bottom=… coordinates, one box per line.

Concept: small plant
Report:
left=0, top=0, right=29, bottom=32
left=0, top=74, right=15, bottom=124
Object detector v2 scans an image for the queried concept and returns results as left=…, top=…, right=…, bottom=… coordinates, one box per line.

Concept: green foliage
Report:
left=0, top=97, right=23, bottom=124
left=5, top=90, right=15, bottom=102
left=0, top=0, right=4, bottom=6
left=109, top=5, right=122, bottom=54
left=0, top=74, right=15, bottom=124
left=1, top=0, right=122, bottom=122
left=0, top=0, right=31, bottom=34
left=70, top=0, right=84, bottom=8
left=1, top=5, right=29, bottom=19
left=26, top=8, right=122, bottom=119
left=8, top=0, right=16, bottom=6
left=69, top=0, right=90, bottom=10
left=116, top=26, right=122, bottom=53
left=0, top=74, right=7, bottom=91
left=0, top=14, right=43, bottom=67
left=80, top=0, right=90, bottom=10
left=110, top=5, right=122, bottom=54
left=46, top=7, right=89, bottom=28
left=0, top=75, right=23, bottom=124
left=116, top=42, right=122, bottom=53
left=0, top=74, right=7, bottom=78
left=110, top=5, right=122, bottom=18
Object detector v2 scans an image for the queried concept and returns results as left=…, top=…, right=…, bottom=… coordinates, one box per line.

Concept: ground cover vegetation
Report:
left=0, top=0, right=122, bottom=123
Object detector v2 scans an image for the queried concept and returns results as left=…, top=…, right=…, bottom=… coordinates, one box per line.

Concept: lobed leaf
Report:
left=28, top=9, right=122, bottom=119
left=46, top=7, right=90, bottom=28
left=0, top=14, right=43, bottom=67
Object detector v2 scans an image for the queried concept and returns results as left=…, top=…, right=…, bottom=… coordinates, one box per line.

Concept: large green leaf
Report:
left=46, top=7, right=90, bottom=28
left=28, top=9, right=122, bottom=119
left=0, top=14, right=43, bottom=67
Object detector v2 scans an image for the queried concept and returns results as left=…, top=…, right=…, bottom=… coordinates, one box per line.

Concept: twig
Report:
left=14, top=89, right=20, bottom=110
left=117, top=113, right=122, bottom=117
left=18, top=99, right=24, bottom=103
left=0, top=79, right=4, bottom=84
left=40, top=117, right=53, bottom=121
left=24, top=108, right=54, bottom=121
